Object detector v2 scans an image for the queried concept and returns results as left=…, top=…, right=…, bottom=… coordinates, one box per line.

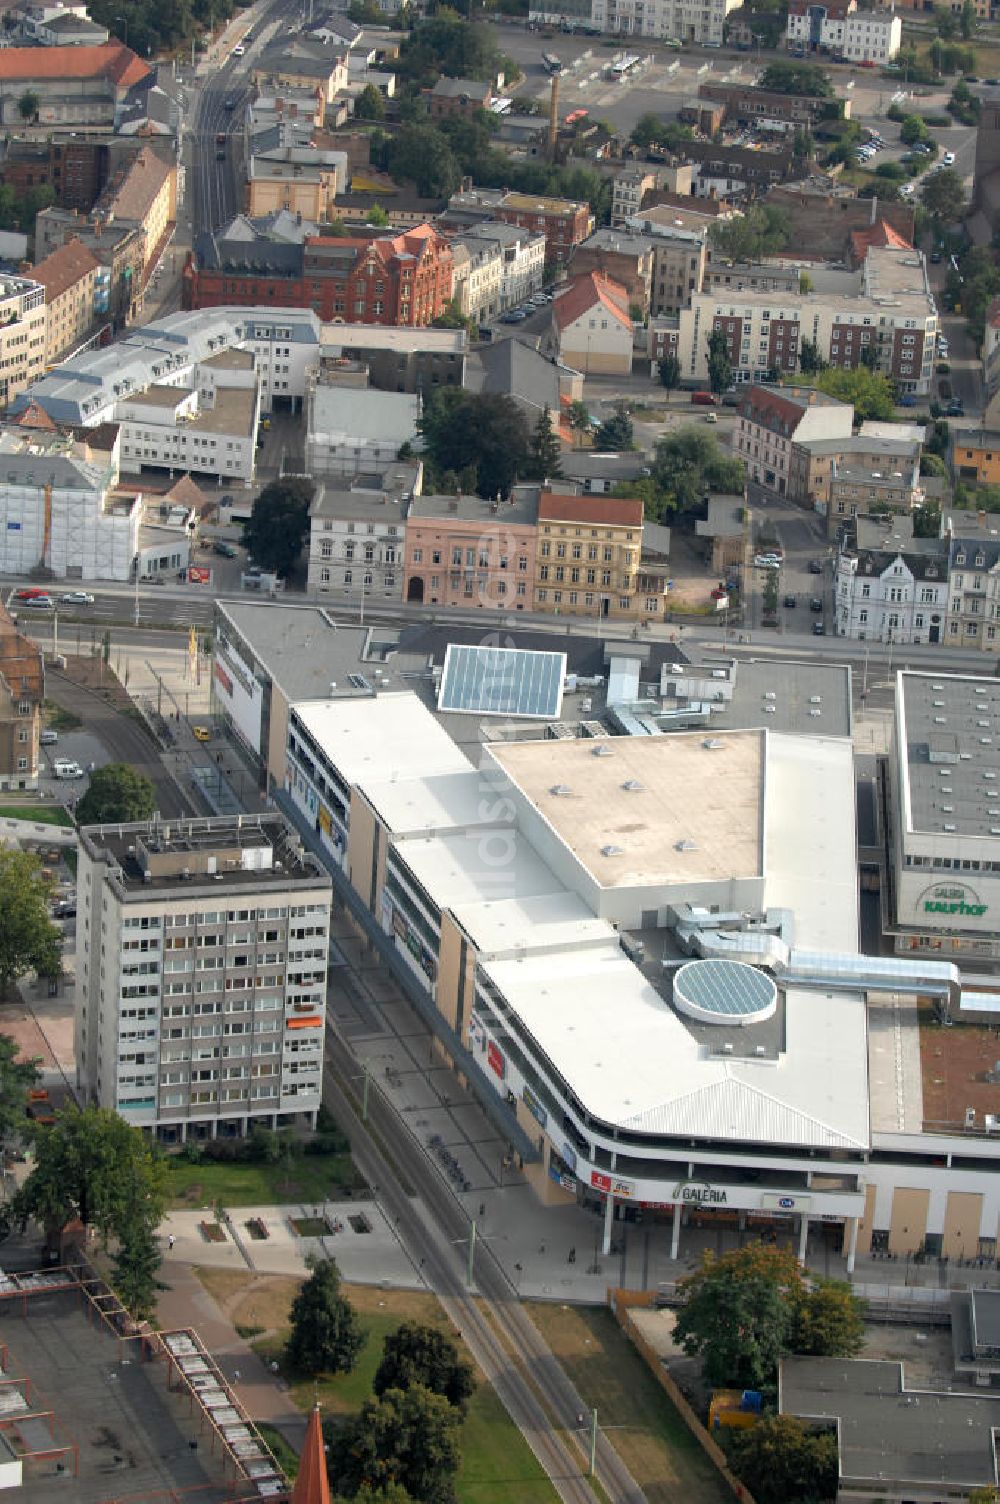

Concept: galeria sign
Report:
left=671, top=1180, right=728, bottom=1205
left=921, top=882, right=987, bottom=918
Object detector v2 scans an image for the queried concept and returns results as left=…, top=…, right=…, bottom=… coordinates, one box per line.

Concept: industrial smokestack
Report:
left=548, top=73, right=560, bottom=160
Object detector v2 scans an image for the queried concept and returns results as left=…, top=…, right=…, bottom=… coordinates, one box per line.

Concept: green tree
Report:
left=14, top=1105, right=166, bottom=1242
left=418, top=389, right=529, bottom=498
left=525, top=404, right=562, bottom=480
left=793, top=1279, right=866, bottom=1358
left=0, top=1034, right=39, bottom=1155
left=708, top=204, right=791, bottom=263
left=707, top=329, right=732, bottom=395
left=658, top=353, right=681, bottom=391
left=675, top=1243, right=805, bottom=1389
left=242, top=477, right=314, bottom=580
left=799, top=270, right=814, bottom=294
left=431, top=297, right=476, bottom=336
left=922, top=167, right=967, bottom=227
left=286, top=1257, right=367, bottom=1377
left=388, top=126, right=460, bottom=198
left=75, top=763, right=155, bottom=826
left=567, top=399, right=592, bottom=448
left=329, top=1384, right=462, bottom=1504
left=642, top=426, right=746, bottom=520
left=899, top=114, right=929, bottom=146
left=629, top=114, right=694, bottom=151
left=798, top=338, right=825, bottom=375
left=758, top=61, right=833, bottom=97
left=373, top=1322, right=475, bottom=1413
left=0, top=848, right=61, bottom=990
left=111, top=1217, right=163, bottom=1321
left=594, top=402, right=635, bottom=451
left=920, top=452, right=948, bottom=478
left=366, top=203, right=390, bottom=227
left=935, top=3, right=958, bottom=38
left=355, top=83, right=386, bottom=121
left=17, top=90, right=39, bottom=123
left=961, top=0, right=975, bottom=40
left=807, top=365, right=896, bottom=421
left=724, top=1416, right=838, bottom=1504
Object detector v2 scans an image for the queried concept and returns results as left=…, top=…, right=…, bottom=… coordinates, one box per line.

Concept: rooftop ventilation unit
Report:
left=942, top=805, right=954, bottom=813
left=754, top=1045, right=766, bottom=1057
left=601, top=844, right=623, bottom=857
left=675, top=838, right=698, bottom=852
left=764, top=691, right=776, bottom=701
left=809, top=709, right=821, bottom=717
left=592, top=744, right=613, bottom=757
left=986, top=771, right=998, bottom=780
left=934, top=716, right=947, bottom=725
left=809, top=695, right=822, bottom=705
left=764, top=705, right=776, bottom=714
left=703, top=738, right=724, bottom=750
left=944, top=823, right=957, bottom=832
left=622, top=779, right=644, bottom=792
left=932, top=683, right=943, bottom=690
left=549, top=784, right=572, bottom=796
left=933, top=700, right=945, bottom=708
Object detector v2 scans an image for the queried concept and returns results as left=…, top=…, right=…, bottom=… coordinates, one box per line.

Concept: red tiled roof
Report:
left=850, top=220, right=913, bottom=263
left=14, top=401, right=57, bottom=431
left=539, top=490, right=643, bottom=527
left=553, top=271, right=631, bottom=333
left=0, top=42, right=150, bottom=87
left=31, top=235, right=99, bottom=303
left=0, top=604, right=43, bottom=704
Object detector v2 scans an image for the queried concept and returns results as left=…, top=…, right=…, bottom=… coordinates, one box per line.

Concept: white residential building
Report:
left=0, top=420, right=137, bottom=580
left=305, top=377, right=420, bottom=478
left=75, top=814, right=334, bottom=1140
left=450, top=238, right=504, bottom=325
left=11, top=307, right=322, bottom=427
left=118, top=374, right=260, bottom=485
left=946, top=533, right=1000, bottom=653
left=534, top=0, right=740, bottom=45
left=306, top=462, right=422, bottom=602
left=835, top=522, right=949, bottom=645
left=457, top=222, right=546, bottom=312
left=786, top=1, right=901, bottom=62
left=678, top=247, right=938, bottom=394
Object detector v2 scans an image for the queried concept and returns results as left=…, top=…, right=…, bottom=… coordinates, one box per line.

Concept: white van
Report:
left=53, top=760, right=83, bottom=779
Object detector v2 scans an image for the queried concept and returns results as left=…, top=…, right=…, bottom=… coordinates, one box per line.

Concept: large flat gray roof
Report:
left=217, top=602, right=397, bottom=704
left=899, top=670, right=1000, bottom=838
left=661, top=658, right=853, bottom=739
left=781, top=1356, right=1000, bottom=1489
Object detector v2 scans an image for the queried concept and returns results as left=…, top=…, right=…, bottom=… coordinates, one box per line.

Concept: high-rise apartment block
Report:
left=76, top=815, right=333, bottom=1141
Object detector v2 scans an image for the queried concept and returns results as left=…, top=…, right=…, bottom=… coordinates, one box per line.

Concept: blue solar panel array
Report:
left=438, top=645, right=566, bottom=719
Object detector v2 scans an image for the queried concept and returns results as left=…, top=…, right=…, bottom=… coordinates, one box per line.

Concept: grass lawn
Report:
left=43, top=701, right=82, bottom=733
left=527, top=1304, right=731, bottom=1504
left=257, top=1422, right=300, bottom=1482
left=164, top=1150, right=362, bottom=1209
left=0, top=804, right=74, bottom=827
left=239, top=1281, right=558, bottom=1504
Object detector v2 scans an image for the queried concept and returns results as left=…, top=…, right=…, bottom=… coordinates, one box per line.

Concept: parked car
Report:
left=53, top=760, right=83, bottom=779
left=943, top=151, right=956, bottom=165
left=930, top=249, right=942, bottom=264
left=14, top=587, right=48, bottom=601
left=812, top=620, right=826, bottom=635
left=783, top=593, right=797, bottom=608
left=946, top=398, right=965, bottom=416
left=808, top=559, right=823, bottom=574
left=898, top=395, right=917, bottom=408
left=40, top=729, right=58, bottom=745
left=754, top=555, right=780, bottom=569
left=22, top=595, right=53, bottom=610
left=691, top=391, right=720, bottom=406
left=192, top=725, right=212, bottom=743
left=810, top=597, right=824, bottom=613
left=59, top=590, right=94, bottom=605
left=213, top=540, right=237, bottom=558
left=705, top=411, right=718, bottom=423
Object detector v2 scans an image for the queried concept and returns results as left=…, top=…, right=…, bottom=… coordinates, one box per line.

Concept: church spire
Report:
left=290, top=1402, right=332, bottom=1504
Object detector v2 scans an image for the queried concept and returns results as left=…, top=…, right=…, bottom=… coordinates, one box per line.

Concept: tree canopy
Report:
left=14, top=1105, right=167, bottom=1242
left=708, top=205, right=791, bottom=264
left=675, top=1244, right=865, bottom=1389
left=724, top=1415, right=839, bottom=1504
left=525, top=405, right=563, bottom=480
left=921, top=167, right=967, bottom=227
left=758, top=61, right=833, bottom=97
left=630, top=115, right=694, bottom=152
left=242, top=477, right=315, bottom=580
left=387, top=126, right=461, bottom=199
left=624, top=427, right=745, bottom=520
left=707, top=329, right=733, bottom=395
left=111, top=1218, right=163, bottom=1321
left=0, top=848, right=62, bottom=989
left=329, top=1384, right=462, bottom=1504
left=0, top=1033, right=39, bottom=1151
left=76, top=763, right=155, bottom=826
left=374, top=1323, right=475, bottom=1413
left=418, top=389, right=530, bottom=498
left=658, top=353, right=681, bottom=391
left=805, top=365, right=897, bottom=421
left=286, top=1257, right=367, bottom=1377
left=594, top=403, right=635, bottom=451
left=355, top=83, right=385, bottom=121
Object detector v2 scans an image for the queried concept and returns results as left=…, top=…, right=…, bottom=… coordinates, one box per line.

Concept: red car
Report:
left=691, top=391, right=720, bottom=406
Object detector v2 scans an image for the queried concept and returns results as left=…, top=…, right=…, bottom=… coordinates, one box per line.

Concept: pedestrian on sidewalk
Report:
left=168, top=1233, right=175, bottom=1250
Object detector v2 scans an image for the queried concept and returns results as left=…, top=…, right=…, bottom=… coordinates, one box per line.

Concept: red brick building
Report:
left=183, top=221, right=453, bottom=325
left=494, top=193, right=595, bottom=268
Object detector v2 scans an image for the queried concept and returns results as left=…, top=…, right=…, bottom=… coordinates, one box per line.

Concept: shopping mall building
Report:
left=274, top=665, right=1000, bottom=1268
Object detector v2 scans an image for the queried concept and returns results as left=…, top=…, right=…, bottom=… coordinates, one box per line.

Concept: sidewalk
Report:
left=156, top=1261, right=307, bottom=1448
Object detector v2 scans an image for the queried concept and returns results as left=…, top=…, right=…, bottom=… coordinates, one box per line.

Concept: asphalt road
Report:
left=322, top=1016, right=645, bottom=1504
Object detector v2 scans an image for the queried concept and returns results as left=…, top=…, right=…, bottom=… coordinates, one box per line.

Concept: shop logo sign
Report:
left=921, top=882, right=987, bottom=918
left=672, top=1179, right=728, bottom=1205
